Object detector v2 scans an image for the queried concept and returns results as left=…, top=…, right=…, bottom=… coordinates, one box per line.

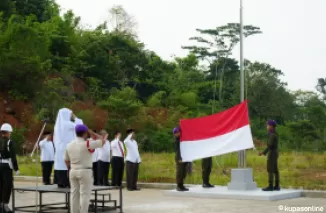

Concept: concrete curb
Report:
left=14, top=176, right=326, bottom=198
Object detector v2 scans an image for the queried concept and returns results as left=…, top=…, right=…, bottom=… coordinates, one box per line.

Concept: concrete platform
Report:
left=164, top=185, right=303, bottom=201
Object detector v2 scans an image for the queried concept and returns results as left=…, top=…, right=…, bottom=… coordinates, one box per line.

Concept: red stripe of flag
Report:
left=180, top=101, right=249, bottom=142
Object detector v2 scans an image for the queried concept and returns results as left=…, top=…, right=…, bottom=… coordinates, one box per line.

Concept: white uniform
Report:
left=124, top=134, right=141, bottom=190
left=92, top=148, right=99, bottom=163
left=39, top=139, right=55, bottom=162
left=64, top=137, right=103, bottom=213
left=98, top=140, right=111, bottom=163
left=39, top=138, right=55, bottom=184
left=54, top=108, right=83, bottom=170
left=53, top=108, right=83, bottom=187
left=111, top=138, right=125, bottom=186
left=124, top=134, right=141, bottom=163
left=97, top=140, right=111, bottom=185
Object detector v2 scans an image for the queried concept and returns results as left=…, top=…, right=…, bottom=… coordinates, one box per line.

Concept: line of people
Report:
left=88, top=128, right=141, bottom=190
left=64, top=124, right=141, bottom=213
left=39, top=130, right=142, bottom=191
left=173, top=119, right=280, bottom=192
left=38, top=108, right=142, bottom=192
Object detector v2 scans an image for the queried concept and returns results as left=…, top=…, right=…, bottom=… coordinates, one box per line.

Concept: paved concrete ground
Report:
left=12, top=182, right=326, bottom=213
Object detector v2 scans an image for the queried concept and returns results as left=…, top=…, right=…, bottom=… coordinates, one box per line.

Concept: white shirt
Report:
left=124, top=134, right=141, bottom=163
left=97, top=140, right=111, bottom=162
left=92, top=148, right=99, bottom=163
left=87, top=138, right=99, bottom=163
left=111, top=138, right=125, bottom=158
left=39, top=139, right=55, bottom=162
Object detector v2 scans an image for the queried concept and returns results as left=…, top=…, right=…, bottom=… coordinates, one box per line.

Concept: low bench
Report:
left=12, top=185, right=123, bottom=213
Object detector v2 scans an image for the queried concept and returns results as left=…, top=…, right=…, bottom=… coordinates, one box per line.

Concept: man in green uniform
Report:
left=173, top=127, right=189, bottom=192
left=259, top=120, right=280, bottom=191
left=201, top=157, right=214, bottom=188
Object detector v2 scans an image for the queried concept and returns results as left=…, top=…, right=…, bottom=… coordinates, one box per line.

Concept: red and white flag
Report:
left=180, top=101, right=254, bottom=162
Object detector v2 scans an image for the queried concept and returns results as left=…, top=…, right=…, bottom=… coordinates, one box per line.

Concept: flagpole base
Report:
left=227, top=168, right=257, bottom=190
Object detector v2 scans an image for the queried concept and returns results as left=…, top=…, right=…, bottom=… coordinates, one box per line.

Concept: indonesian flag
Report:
left=180, top=101, right=254, bottom=162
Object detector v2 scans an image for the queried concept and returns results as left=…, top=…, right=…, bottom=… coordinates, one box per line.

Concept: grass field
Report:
left=18, top=150, right=326, bottom=190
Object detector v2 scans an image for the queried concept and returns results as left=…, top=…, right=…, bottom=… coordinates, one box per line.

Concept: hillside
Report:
left=0, top=1, right=325, bottom=154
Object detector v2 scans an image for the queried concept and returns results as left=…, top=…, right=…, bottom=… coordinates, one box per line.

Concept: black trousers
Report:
left=111, top=157, right=124, bottom=187
left=267, top=154, right=280, bottom=186
left=97, top=161, right=110, bottom=186
left=93, top=162, right=98, bottom=185
left=202, top=157, right=212, bottom=184
left=54, top=170, right=70, bottom=188
left=0, top=163, right=13, bottom=204
left=126, top=161, right=139, bottom=189
left=176, top=162, right=187, bottom=186
left=41, top=161, right=54, bottom=184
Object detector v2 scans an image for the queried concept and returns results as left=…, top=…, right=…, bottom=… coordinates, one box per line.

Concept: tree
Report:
left=108, top=5, right=137, bottom=36
left=245, top=61, right=294, bottom=124
left=14, top=0, right=59, bottom=22
left=182, top=23, right=262, bottom=62
left=182, top=23, right=262, bottom=109
left=0, top=15, right=51, bottom=99
left=316, top=78, right=326, bottom=97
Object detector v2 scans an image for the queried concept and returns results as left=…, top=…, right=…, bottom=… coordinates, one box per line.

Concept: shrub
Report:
left=11, top=127, right=26, bottom=154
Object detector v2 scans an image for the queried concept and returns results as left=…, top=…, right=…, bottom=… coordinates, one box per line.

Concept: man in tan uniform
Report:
left=64, top=124, right=107, bottom=213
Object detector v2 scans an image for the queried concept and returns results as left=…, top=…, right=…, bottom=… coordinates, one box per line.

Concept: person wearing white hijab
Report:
left=53, top=108, right=83, bottom=188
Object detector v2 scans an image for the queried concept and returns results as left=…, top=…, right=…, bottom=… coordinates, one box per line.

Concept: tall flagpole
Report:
left=228, top=0, right=256, bottom=190
left=238, top=0, right=245, bottom=168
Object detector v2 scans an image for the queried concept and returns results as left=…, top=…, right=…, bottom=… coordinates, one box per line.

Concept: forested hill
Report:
left=0, top=1, right=325, bottom=153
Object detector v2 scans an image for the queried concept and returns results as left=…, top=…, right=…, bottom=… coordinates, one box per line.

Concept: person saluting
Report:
left=64, top=124, right=107, bottom=213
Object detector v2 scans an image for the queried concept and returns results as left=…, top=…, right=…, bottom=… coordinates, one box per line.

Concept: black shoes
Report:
left=127, top=187, right=141, bottom=191
left=58, top=184, right=70, bottom=188
left=262, top=185, right=273, bottom=191
left=262, top=185, right=281, bottom=191
left=273, top=186, right=281, bottom=191
left=176, top=185, right=189, bottom=192
left=202, top=183, right=214, bottom=188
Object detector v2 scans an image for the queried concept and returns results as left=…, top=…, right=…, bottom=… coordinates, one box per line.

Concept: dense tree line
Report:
left=0, top=1, right=325, bottom=152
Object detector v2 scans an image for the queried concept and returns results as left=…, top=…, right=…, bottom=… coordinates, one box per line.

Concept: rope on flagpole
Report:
left=30, top=119, right=48, bottom=212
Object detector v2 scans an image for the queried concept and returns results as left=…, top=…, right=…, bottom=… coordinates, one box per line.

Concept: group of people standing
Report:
left=38, top=108, right=142, bottom=213
left=173, top=127, right=214, bottom=192
left=172, top=119, right=280, bottom=192
left=0, top=105, right=280, bottom=213
left=38, top=108, right=142, bottom=191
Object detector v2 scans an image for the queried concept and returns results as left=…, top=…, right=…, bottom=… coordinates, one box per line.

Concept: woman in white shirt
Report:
left=97, top=130, right=111, bottom=186
left=39, top=131, right=55, bottom=185
left=53, top=108, right=83, bottom=188
left=111, top=131, right=125, bottom=188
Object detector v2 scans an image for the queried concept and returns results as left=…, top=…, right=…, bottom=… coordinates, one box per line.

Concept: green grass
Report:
left=19, top=150, right=326, bottom=190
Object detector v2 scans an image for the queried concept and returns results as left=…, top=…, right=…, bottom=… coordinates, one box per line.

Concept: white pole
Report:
left=238, top=0, right=246, bottom=168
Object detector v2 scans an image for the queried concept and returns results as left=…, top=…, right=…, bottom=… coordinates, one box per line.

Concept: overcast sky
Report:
left=55, top=0, right=326, bottom=92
